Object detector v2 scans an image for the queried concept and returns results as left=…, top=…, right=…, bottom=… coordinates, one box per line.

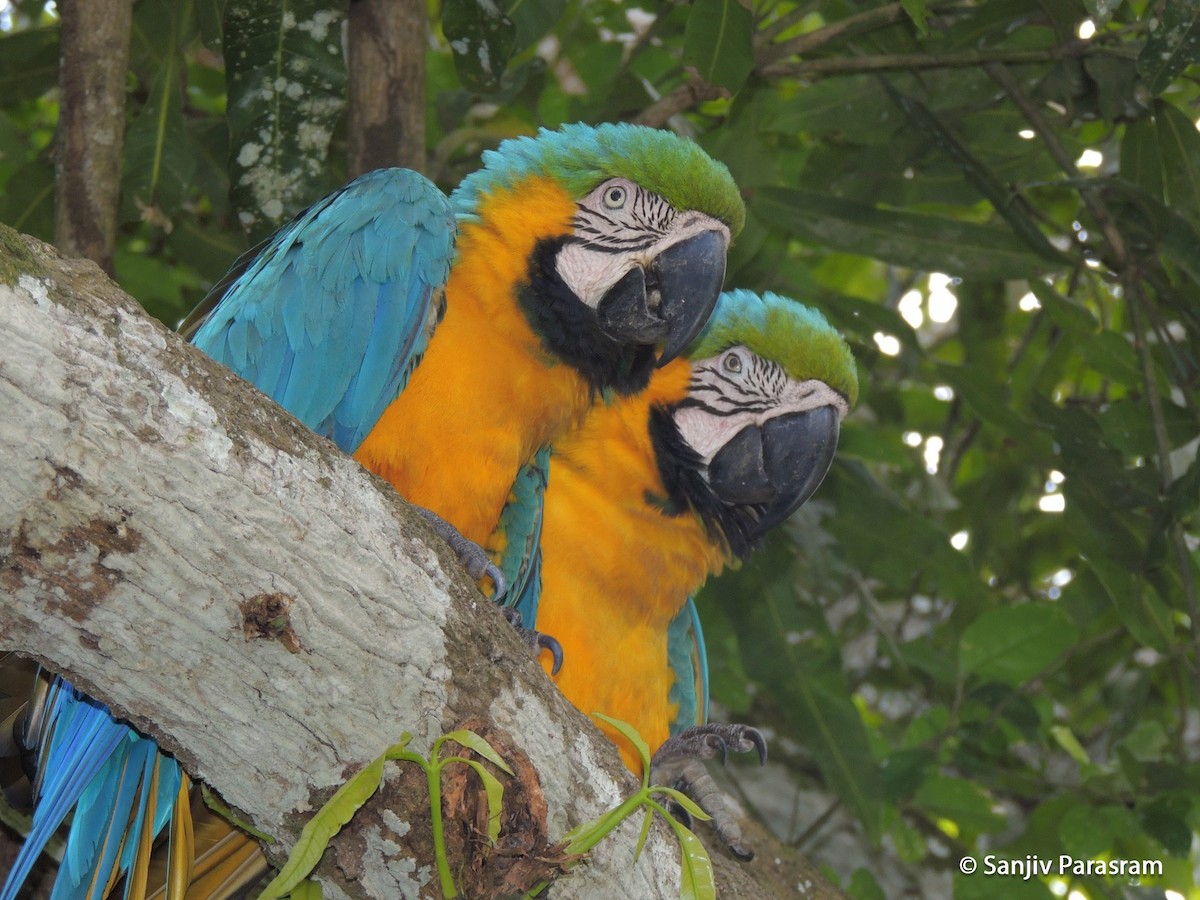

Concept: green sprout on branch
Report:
left=258, top=729, right=513, bottom=900
left=525, top=714, right=716, bottom=900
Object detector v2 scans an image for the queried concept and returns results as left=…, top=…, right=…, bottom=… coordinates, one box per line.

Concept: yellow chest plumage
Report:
left=535, top=361, right=729, bottom=773
left=353, top=178, right=590, bottom=546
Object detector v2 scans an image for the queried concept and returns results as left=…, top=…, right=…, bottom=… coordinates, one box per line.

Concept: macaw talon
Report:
left=650, top=723, right=769, bottom=862
left=414, top=507, right=506, bottom=600
left=500, top=609, right=564, bottom=676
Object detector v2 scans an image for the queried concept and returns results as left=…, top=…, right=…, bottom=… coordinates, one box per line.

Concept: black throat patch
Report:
left=519, top=237, right=659, bottom=396
left=648, top=405, right=762, bottom=560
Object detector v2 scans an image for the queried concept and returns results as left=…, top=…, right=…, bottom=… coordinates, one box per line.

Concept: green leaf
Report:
left=683, top=0, right=754, bottom=92
left=901, top=0, right=929, bottom=36
left=1137, top=1, right=1200, bottom=96
left=754, top=189, right=1059, bottom=280
left=959, top=604, right=1078, bottom=686
left=443, top=0, right=518, bottom=92
left=285, top=880, right=323, bottom=900
left=1154, top=101, right=1200, bottom=222
left=593, top=713, right=652, bottom=783
left=914, top=775, right=1005, bottom=835
left=438, top=729, right=516, bottom=776
left=633, top=807, right=654, bottom=862
left=225, top=0, right=346, bottom=238
left=1083, top=0, right=1120, bottom=28
left=935, top=363, right=1034, bottom=442
left=654, top=788, right=711, bottom=824
left=0, top=28, right=58, bottom=102
left=454, top=758, right=507, bottom=844
left=660, top=810, right=716, bottom=900
left=1028, top=282, right=1098, bottom=334
left=1049, top=725, right=1091, bottom=766
left=506, top=0, right=568, bottom=57
left=885, top=85, right=1066, bottom=266
left=258, top=748, right=391, bottom=900
left=121, top=38, right=197, bottom=223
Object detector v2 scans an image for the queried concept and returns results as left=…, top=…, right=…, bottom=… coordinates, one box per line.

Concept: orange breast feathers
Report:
left=534, top=359, right=730, bottom=773
left=353, top=177, right=592, bottom=546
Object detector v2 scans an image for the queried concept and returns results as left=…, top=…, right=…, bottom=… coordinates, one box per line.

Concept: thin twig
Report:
left=762, top=42, right=1134, bottom=79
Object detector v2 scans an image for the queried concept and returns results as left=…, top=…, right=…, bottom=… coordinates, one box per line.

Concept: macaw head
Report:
left=452, top=123, right=745, bottom=393
left=651, top=289, right=858, bottom=557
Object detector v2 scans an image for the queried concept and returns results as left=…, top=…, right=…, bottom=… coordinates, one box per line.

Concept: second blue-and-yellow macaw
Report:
left=508, top=289, right=857, bottom=854
left=2, top=123, right=745, bottom=899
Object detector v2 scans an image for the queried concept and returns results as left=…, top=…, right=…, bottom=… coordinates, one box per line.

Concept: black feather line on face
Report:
left=648, top=405, right=763, bottom=560
left=518, top=237, right=658, bottom=396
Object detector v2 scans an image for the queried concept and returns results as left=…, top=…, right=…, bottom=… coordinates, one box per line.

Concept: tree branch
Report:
left=0, top=227, right=844, bottom=899
left=53, top=0, right=133, bottom=274
left=347, top=0, right=428, bottom=175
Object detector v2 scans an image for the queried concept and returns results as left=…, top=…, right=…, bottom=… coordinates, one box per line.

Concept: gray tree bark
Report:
left=347, top=0, right=427, bottom=176
left=54, top=0, right=133, bottom=274
left=0, top=227, right=842, bottom=899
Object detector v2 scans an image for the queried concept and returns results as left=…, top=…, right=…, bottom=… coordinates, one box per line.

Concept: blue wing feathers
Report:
left=191, top=167, right=457, bottom=455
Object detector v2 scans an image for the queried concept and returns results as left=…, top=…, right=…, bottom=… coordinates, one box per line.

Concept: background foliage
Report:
left=2, top=0, right=1198, bottom=897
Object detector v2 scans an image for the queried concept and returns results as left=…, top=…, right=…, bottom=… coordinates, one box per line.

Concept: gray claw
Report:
left=500, top=609, right=563, bottom=675
left=649, top=723, right=769, bottom=863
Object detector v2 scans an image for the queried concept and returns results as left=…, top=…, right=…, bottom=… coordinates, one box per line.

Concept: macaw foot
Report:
left=650, top=723, right=768, bottom=861
left=501, top=608, right=564, bottom=675
left=415, top=507, right=507, bottom=600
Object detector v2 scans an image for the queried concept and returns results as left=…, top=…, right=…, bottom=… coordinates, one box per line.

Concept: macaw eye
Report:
left=603, top=186, right=627, bottom=209
left=723, top=352, right=743, bottom=373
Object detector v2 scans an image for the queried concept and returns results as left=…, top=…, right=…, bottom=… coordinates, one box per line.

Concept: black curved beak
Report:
left=595, top=229, right=727, bottom=365
left=707, top=406, right=841, bottom=539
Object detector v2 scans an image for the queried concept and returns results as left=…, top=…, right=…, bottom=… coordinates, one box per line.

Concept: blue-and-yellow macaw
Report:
left=511, top=289, right=857, bottom=853
left=1, top=123, right=744, bottom=899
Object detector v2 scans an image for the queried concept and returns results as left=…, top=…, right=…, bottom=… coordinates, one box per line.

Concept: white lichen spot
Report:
left=263, top=199, right=284, bottom=220
left=273, top=76, right=288, bottom=93
left=381, top=809, right=411, bottom=838
left=281, top=10, right=296, bottom=28
left=297, top=122, right=331, bottom=153
left=18, top=274, right=51, bottom=310
left=236, top=143, right=262, bottom=167
left=297, top=9, right=338, bottom=41
left=285, top=81, right=304, bottom=100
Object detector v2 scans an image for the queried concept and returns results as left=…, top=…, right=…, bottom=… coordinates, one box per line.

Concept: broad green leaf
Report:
left=122, top=40, right=197, bottom=223
left=1154, top=101, right=1200, bottom=223
left=443, top=0, right=518, bottom=92
left=901, top=0, right=929, bottom=36
left=507, top=0, right=568, bottom=57
left=0, top=28, right=58, bottom=102
left=754, top=189, right=1059, bottom=280
left=438, top=729, right=515, bottom=776
left=914, top=774, right=1005, bottom=835
left=225, top=0, right=346, bottom=238
left=935, top=363, right=1033, bottom=442
left=1028, top=282, right=1098, bottom=334
left=1137, top=2, right=1200, bottom=96
left=683, top=0, right=754, bottom=92
left=258, top=749, right=391, bottom=899
left=959, top=604, right=1078, bottom=686
left=1059, top=804, right=1134, bottom=859
left=886, top=85, right=1066, bottom=265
